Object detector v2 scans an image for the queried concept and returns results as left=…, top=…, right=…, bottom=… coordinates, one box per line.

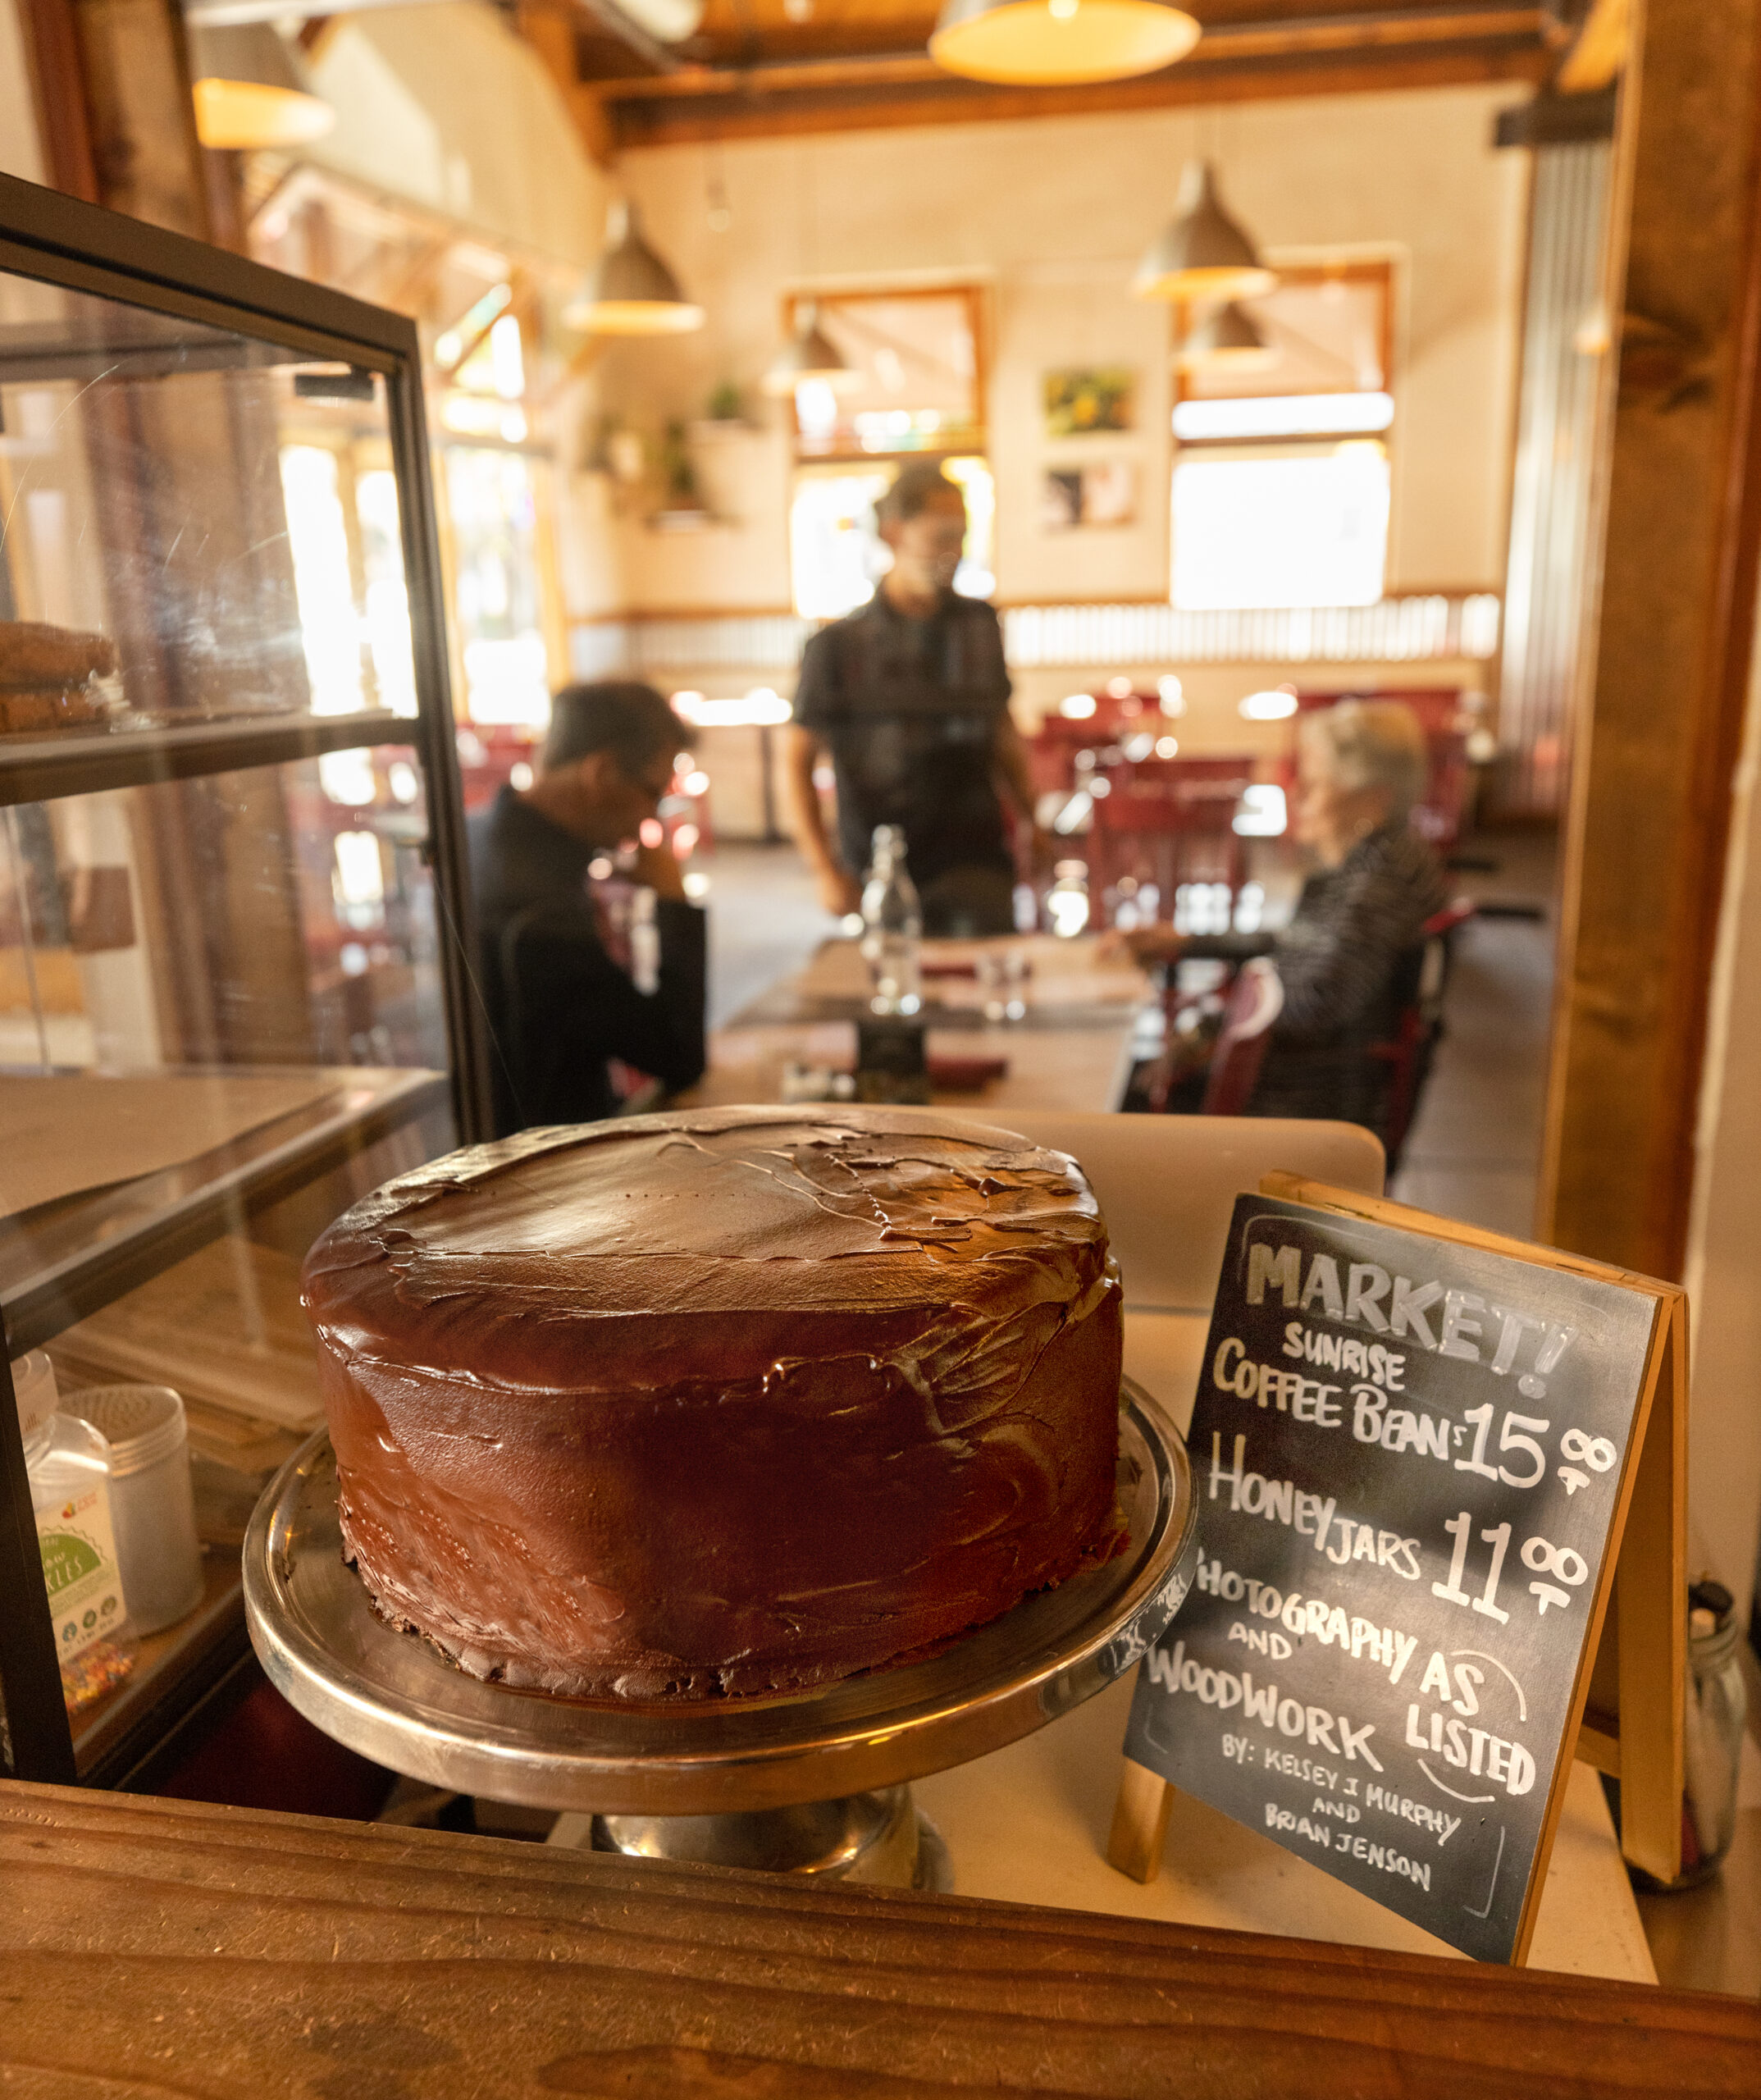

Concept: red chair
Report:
left=1087, top=754, right=1255, bottom=905
left=1200, top=958, right=1285, bottom=1115
left=1374, top=899, right=1476, bottom=1170
left=1143, top=953, right=1283, bottom=1114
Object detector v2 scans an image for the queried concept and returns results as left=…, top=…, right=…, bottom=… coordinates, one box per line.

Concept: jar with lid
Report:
left=11, top=1352, right=137, bottom=1714
left=63, top=1384, right=203, bottom=1635
left=1677, top=1580, right=1750, bottom=1885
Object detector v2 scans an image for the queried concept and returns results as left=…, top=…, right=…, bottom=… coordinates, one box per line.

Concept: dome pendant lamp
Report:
left=761, top=301, right=860, bottom=397
left=929, top=0, right=1199, bottom=86
left=565, top=202, right=705, bottom=336
left=1134, top=160, right=1277, bottom=304
left=188, top=25, right=335, bottom=151
left=1178, top=300, right=1277, bottom=372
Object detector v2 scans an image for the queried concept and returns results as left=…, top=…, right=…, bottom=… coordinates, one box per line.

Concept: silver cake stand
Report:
left=243, top=1378, right=1197, bottom=1890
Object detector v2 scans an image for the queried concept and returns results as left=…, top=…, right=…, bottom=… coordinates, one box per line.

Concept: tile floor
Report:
left=1389, top=826, right=1558, bottom=1238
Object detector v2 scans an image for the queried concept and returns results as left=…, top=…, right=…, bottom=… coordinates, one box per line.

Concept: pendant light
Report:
left=565, top=202, right=705, bottom=336
left=1178, top=300, right=1277, bottom=372
left=188, top=25, right=335, bottom=150
left=761, top=301, right=860, bottom=397
left=1134, top=160, right=1276, bottom=304
left=929, top=0, right=1199, bottom=84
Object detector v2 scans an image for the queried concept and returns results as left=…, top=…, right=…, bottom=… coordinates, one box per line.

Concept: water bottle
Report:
left=860, top=824, right=922, bottom=1016
left=1046, top=859, right=1091, bottom=938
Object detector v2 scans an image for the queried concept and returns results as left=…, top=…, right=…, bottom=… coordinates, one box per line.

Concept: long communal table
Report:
left=689, top=934, right=1152, bottom=1116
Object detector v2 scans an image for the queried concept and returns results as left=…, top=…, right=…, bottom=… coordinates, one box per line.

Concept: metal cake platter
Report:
left=243, top=1377, right=1198, bottom=1819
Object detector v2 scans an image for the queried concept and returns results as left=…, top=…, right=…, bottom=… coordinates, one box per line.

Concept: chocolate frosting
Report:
left=303, top=1106, right=1123, bottom=1699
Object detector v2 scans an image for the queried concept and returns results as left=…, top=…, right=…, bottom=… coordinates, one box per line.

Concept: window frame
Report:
left=1170, top=258, right=1398, bottom=610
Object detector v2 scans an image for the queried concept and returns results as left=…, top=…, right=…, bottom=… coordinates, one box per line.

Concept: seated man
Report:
left=469, top=681, right=706, bottom=1137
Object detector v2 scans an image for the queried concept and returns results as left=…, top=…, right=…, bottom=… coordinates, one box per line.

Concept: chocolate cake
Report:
left=301, top=1106, right=1125, bottom=1700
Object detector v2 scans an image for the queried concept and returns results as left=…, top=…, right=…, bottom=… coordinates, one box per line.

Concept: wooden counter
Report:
left=3, top=1778, right=1758, bottom=2098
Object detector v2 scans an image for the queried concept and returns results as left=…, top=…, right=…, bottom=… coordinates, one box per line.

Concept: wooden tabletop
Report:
left=4, top=1779, right=1758, bottom=2098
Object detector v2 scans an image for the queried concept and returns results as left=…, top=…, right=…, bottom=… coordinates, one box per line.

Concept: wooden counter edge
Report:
left=3, top=1778, right=1759, bottom=2100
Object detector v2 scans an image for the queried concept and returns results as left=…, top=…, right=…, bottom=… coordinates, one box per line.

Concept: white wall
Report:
left=1683, top=589, right=1761, bottom=1629
left=308, top=2, right=608, bottom=267
left=0, top=0, right=46, bottom=184
left=591, top=82, right=1530, bottom=616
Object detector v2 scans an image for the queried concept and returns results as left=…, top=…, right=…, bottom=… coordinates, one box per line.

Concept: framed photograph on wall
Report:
left=1044, top=368, right=1137, bottom=437
left=1042, top=459, right=1138, bottom=529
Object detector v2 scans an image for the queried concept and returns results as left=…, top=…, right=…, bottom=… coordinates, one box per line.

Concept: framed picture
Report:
left=1043, top=367, right=1137, bottom=436
left=1042, top=459, right=1139, bottom=530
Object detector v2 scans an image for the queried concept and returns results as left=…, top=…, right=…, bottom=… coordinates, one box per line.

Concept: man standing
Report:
left=468, top=681, right=706, bottom=1136
left=784, top=463, right=1042, bottom=936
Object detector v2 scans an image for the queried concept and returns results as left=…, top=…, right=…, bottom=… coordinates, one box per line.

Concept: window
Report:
left=1170, top=262, right=1394, bottom=611
left=785, top=288, right=992, bottom=619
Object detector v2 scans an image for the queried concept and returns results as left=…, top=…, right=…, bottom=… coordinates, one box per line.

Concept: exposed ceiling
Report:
left=514, top=0, right=1568, bottom=156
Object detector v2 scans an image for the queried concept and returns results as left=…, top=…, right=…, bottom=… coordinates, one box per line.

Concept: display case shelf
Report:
left=0, top=1066, right=448, bottom=1355
left=0, top=709, right=422, bottom=810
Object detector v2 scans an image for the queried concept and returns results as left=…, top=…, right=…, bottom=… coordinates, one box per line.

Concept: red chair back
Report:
left=1088, top=755, right=1256, bottom=898
left=1201, top=958, right=1285, bottom=1116
left=1377, top=898, right=1476, bottom=1167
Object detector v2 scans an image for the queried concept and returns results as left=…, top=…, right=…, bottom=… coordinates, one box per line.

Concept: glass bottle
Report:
left=13, top=1351, right=137, bottom=1717
left=1046, top=859, right=1091, bottom=938
left=860, top=824, right=922, bottom=1016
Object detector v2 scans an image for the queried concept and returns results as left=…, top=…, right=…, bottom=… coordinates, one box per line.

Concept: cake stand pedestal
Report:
left=242, top=1380, right=1198, bottom=1892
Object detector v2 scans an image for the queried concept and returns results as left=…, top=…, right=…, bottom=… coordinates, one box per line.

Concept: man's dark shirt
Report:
left=468, top=787, right=706, bottom=1137
left=792, top=588, right=1013, bottom=890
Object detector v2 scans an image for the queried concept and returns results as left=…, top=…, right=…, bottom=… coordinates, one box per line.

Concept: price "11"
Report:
left=1433, top=1513, right=1590, bottom=1619
left=1433, top=1513, right=1512, bottom=1625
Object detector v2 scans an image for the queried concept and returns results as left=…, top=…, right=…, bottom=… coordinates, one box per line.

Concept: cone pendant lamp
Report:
left=1178, top=300, right=1277, bottom=372
left=1134, top=161, right=1276, bottom=304
left=762, top=302, right=860, bottom=396
left=566, top=202, right=705, bottom=336
left=929, top=0, right=1198, bottom=85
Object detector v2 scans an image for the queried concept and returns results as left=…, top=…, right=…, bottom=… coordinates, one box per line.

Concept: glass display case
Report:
left=0, top=172, right=488, bottom=1788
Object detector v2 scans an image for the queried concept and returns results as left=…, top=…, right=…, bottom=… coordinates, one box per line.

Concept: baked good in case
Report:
left=302, top=1105, right=1125, bottom=1699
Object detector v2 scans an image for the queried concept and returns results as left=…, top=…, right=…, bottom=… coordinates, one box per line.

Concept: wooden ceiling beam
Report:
left=608, top=38, right=1552, bottom=146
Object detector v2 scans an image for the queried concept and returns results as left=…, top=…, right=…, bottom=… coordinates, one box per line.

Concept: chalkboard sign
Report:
left=1117, top=1183, right=1682, bottom=1964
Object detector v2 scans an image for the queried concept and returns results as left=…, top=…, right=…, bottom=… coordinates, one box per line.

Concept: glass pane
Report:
left=0, top=746, right=449, bottom=1082
left=445, top=445, right=552, bottom=726
left=789, top=291, right=983, bottom=459
left=789, top=458, right=997, bottom=619
left=0, top=268, right=412, bottom=735
left=0, top=741, right=454, bottom=1771
left=1180, top=266, right=1391, bottom=403
left=1171, top=443, right=1391, bottom=611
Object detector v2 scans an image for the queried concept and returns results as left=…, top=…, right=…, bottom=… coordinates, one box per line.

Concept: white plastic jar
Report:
left=13, top=1351, right=137, bottom=1712
left=65, top=1385, right=203, bottom=1635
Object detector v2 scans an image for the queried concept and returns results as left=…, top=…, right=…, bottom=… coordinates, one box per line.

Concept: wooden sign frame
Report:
left=1108, top=1173, right=1687, bottom=1963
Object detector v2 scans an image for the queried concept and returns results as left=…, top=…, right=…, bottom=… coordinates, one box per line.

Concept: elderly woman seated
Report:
left=1116, top=698, right=1448, bottom=1137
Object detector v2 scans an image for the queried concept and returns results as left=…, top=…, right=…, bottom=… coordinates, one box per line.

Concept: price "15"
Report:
left=1432, top=1513, right=1591, bottom=1621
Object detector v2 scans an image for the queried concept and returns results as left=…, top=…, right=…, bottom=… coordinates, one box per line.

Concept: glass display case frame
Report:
left=0, top=171, right=490, bottom=1789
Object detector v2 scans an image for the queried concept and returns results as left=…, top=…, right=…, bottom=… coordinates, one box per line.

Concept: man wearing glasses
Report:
left=468, top=681, right=706, bottom=1136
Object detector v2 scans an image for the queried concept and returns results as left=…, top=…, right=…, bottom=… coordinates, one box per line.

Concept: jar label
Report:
left=36, top=1482, right=128, bottom=1663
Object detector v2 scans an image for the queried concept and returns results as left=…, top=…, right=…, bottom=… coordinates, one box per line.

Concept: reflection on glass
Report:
left=0, top=269, right=408, bottom=734
left=446, top=445, right=550, bottom=726
left=0, top=751, right=445, bottom=1077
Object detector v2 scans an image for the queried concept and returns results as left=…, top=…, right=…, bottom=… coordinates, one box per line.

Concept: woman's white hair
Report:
left=1298, top=699, right=1429, bottom=821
